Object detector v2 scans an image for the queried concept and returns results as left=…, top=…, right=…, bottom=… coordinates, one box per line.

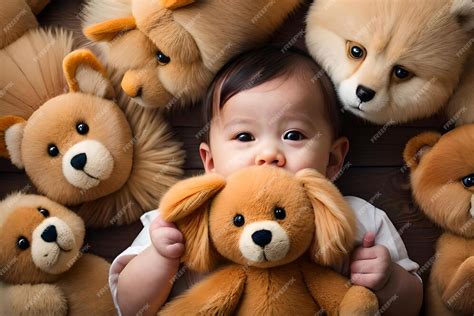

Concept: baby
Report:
left=111, top=47, right=422, bottom=316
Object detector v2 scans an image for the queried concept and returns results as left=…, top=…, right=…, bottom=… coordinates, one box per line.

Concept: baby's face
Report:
left=201, top=75, right=345, bottom=178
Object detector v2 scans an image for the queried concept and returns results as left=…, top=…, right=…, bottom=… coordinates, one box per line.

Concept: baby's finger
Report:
left=165, top=243, right=185, bottom=259
left=150, top=215, right=177, bottom=231
left=350, top=273, right=382, bottom=291
left=351, top=246, right=377, bottom=261
left=362, top=232, right=376, bottom=248
left=151, top=227, right=184, bottom=257
left=350, top=259, right=379, bottom=274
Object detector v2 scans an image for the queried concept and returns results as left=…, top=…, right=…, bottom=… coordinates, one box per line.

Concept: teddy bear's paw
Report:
left=338, top=285, right=379, bottom=316
left=441, top=256, right=474, bottom=313
left=12, top=284, right=68, bottom=316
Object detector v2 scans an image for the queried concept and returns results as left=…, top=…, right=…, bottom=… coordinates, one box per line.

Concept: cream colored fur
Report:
left=4, top=122, right=25, bottom=169
left=306, top=0, right=473, bottom=124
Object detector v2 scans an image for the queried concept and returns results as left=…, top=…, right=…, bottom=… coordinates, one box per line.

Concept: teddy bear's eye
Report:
left=38, top=207, right=50, bottom=217
left=347, top=41, right=366, bottom=60
left=155, top=50, right=171, bottom=65
left=47, top=144, right=60, bottom=157
left=233, top=214, right=245, bottom=227
left=462, top=174, right=474, bottom=187
left=274, top=207, right=286, bottom=220
left=76, top=122, right=89, bottom=135
left=17, top=236, right=30, bottom=250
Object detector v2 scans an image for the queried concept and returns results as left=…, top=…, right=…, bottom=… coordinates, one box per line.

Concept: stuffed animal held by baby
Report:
left=0, top=49, right=184, bottom=228
left=404, top=125, right=474, bottom=315
left=0, top=193, right=115, bottom=315
left=159, top=166, right=379, bottom=315
left=82, top=0, right=302, bottom=109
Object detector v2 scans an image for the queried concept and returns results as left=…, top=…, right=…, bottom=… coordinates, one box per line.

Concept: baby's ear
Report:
left=160, top=173, right=226, bottom=272
left=403, top=132, right=441, bottom=171
left=63, top=49, right=114, bottom=99
left=451, top=0, right=474, bottom=32
left=296, top=169, right=355, bottom=266
left=0, top=116, right=27, bottom=169
left=161, top=0, right=195, bottom=10
left=83, top=17, right=136, bottom=42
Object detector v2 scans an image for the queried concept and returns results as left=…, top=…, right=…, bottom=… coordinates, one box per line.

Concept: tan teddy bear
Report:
left=0, top=192, right=115, bottom=315
left=0, top=49, right=184, bottom=228
left=81, top=0, right=302, bottom=108
left=404, top=125, right=474, bottom=315
left=158, top=166, right=379, bottom=315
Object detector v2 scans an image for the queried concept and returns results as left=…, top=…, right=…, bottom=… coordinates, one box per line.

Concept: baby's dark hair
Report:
left=201, top=46, right=342, bottom=143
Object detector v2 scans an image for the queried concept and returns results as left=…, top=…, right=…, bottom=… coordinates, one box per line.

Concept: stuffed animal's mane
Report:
left=0, top=28, right=74, bottom=118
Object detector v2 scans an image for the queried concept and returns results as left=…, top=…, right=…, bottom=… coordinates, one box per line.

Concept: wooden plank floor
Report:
left=0, top=1, right=446, bottom=312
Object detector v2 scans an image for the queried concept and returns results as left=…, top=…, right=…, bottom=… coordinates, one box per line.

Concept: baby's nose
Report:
left=255, top=151, right=286, bottom=167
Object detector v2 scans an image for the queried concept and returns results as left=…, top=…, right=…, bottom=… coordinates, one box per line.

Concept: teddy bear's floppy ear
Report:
left=403, top=132, right=441, bottom=170
left=160, top=173, right=226, bottom=272
left=451, top=0, right=474, bottom=32
left=0, top=116, right=26, bottom=169
left=161, top=0, right=195, bottom=10
left=296, top=169, right=355, bottom=266
left=83, top=17, right=137, bottom=42
left=63, top=49, right=115, bottom=99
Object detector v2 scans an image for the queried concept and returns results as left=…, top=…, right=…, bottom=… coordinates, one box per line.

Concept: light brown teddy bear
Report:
left=158, top=166, right=379, bottom=315
left=404, top=125, right=474, bottom=315
left=0, top=49, right=184, bottom=228
left=81, top=0, right=302, bottom=108
left=0, top=192, right=115, bottom=315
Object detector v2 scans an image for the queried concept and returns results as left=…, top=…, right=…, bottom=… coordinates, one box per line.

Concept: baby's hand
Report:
left=350, top=232, right=393, bottom=291
left=150, top=216, right=184, bottom=259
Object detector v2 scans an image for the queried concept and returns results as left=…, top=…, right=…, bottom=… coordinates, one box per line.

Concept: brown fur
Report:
left=0, top=49, right=184, bottom=227
left=306, top=0, right=473, bottom=124
left=159, top=166, right=378, bottom=315
left=0, top=0, right=39, bottom=49
left=81, top=0, right=302, bottom=108
left=0, top=193, right=115, bottom=315
left=404, top=126, right=474, bottom=315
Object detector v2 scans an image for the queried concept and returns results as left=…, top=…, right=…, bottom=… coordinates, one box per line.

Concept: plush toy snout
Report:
left=62, top=140, right=114, bottom=190
left=31, top=216, right=79, bottom=274
left=239, top=220, right=290, bottom=263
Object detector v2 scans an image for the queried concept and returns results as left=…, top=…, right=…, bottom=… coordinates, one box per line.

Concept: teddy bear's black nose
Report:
left=356, top=85, right=376, bottom=102
left=41, top=225, right=58, bottom=243
left=252, top=229, right=272, bottom=247
left=70, top=153, right=87, bottom=170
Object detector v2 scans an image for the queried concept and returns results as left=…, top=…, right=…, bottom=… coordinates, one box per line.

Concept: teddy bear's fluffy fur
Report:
left=158, top=166, right=378, bottom=315
left=81, top=0, right=302, bottom=109
left=0, top=49, right=184, bottom=227
left=404, top=126, right=474, bottom=315
left=0, top=193, right=114, bottom=315
left=306, top=0, right=473, bottom=125
left=0, top=0, right=75, bottom=118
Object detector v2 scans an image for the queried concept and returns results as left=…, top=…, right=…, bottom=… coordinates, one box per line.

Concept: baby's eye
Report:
left=283, top=130, right=305, bottom=141
left=235, top=132, right=255, bottom=142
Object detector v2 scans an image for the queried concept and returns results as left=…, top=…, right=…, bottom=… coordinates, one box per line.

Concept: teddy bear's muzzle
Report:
left=31, top=217, right=79, bottom=274
left=239, top=221, right=290, bottom=264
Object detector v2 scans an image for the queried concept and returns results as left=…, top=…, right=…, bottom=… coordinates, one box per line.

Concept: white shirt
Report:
left=109, top=196, right=420, bottom=315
